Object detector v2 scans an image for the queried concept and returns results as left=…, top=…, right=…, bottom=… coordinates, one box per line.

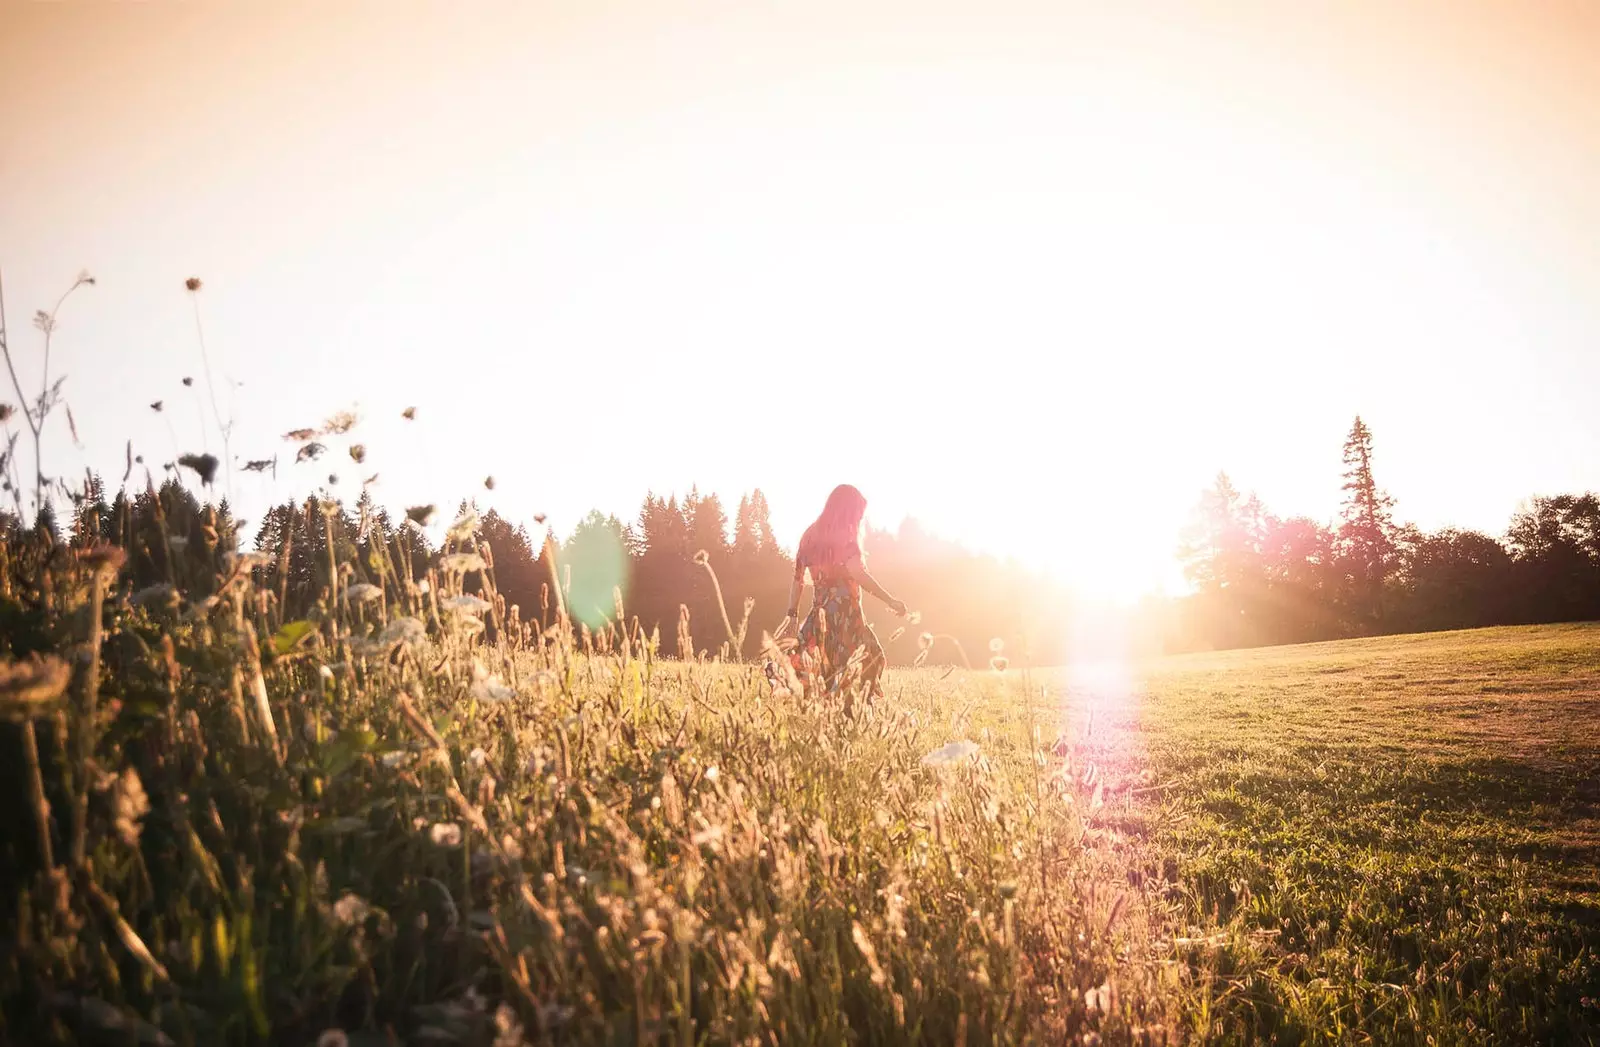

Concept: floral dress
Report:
left=768, top=557, right=887, bottom=702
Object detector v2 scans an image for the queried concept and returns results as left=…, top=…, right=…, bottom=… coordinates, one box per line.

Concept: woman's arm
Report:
left=845, top=555, right=908, bottom=617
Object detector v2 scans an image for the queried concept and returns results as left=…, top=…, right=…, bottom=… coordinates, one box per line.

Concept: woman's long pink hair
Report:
left=796, top=484, right=868, bottom=573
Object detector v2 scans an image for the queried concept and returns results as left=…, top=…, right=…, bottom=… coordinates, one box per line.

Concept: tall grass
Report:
left=0, top=502, right=1174, bottom=1044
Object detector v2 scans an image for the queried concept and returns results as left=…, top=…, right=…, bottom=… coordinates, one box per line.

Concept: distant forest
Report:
left=3, top=414, right=1597, bottom=662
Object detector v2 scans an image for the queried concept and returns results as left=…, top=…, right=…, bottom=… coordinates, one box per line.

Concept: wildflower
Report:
left=185, top=277, right=203, bottom=292
left=406, top=504, right=436, bottom=527
left=442, top=594, right=492, bottom=615
left=471, top=675, right=514, bottom=702
left=990, top=656, right=1009, bottom=673
left=402, top=406, right=417, bottom=420
left=318, top=664, right=335, bottom=681
left=693, top=550, right=710, bottom=567
left=703, top=765, right=720, bottom=782
left=332, top=893, right=370, bottom=927
left=918, top=632, right=935, bottom=651
left=447, top=509, right=478, bottom=541
left=296, top=442, right=326, bottom=463
left=112, top=767, right=150, bottom=846
left=467, top=747, right=488, bottom=768
left=921, top=740, right=980, bottom=768
left=906, top=610, right=922, bottom=625
left=989, top=638, right=1004, bottom=654
left=440, top=552, right=485, bottom=573
left=415, top=579, right=431, bottom=595
left=283, top=427, right=317, bottom=442
left=0, top=653, right=73, bottom=712
left=345, top=582, right=383, bottom=604
left=430, top=823, right=463, bottom=848
left=380, top=751, right=414, bottom=768
left=375, top=616, right=427, bottom=649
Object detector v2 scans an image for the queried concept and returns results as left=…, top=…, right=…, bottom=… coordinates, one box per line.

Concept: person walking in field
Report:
left=772, top=484, right=910, bottom=705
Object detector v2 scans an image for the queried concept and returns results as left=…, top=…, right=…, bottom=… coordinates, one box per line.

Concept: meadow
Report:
left=2, top=520, right=1597, bottom=1045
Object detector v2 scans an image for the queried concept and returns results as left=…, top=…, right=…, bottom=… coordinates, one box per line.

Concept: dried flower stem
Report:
left=20, top=720, right=54, bottom=870
left=70, top=567, right=109, bottom=868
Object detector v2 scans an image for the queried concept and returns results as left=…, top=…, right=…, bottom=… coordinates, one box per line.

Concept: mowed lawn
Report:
left=1051, top=623, right=1600, bottom=1043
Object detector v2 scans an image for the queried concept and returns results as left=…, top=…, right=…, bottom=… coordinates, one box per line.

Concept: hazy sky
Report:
left=3, top=1, right=1597, bottom=598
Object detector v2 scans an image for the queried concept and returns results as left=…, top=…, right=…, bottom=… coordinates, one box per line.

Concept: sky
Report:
left=2, top=1, right=1597, bottom=600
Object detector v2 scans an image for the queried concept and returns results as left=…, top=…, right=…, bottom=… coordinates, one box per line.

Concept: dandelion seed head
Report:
left=989, top=638, right=1004, bottom=654
left=692, top=550, right=710, bottom=567
left=918, top=632, right=934, bottom=651
left=920, top=740, right=980, bottom=768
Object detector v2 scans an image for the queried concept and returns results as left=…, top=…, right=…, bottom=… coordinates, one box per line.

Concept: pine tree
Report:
left=1337, top=416, right=1397, bottom=629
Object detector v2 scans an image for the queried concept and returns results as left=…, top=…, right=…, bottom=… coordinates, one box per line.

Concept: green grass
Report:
left=1084, top=624, right=1600, bottom=1044
left=5, top=527, right=1598, bottom=1046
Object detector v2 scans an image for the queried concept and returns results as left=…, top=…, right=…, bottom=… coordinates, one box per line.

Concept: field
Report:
left=1092, top=624, right=1600, bottom=1043
left=3, top=540, right=1598, bottom=1045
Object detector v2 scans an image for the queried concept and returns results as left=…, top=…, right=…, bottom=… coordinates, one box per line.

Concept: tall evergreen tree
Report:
left=1337, top=416, right=1397, bottom=629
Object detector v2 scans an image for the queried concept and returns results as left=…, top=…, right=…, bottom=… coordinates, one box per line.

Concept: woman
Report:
left=776, top=484, right=909, bottom=702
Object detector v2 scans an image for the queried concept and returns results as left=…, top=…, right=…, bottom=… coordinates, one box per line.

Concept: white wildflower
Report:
left=471, top=675, right=514, bottom=703
left=440, top=552, right=485, bottom=573
left=380, top=751, right=414, bottom=769
left=447, top=509, right=478, bottom=541
left=703, top=765, right=720, bottom=782
left=467, top=747, right=488, bottom=768
left=318, top=664, right=335, bottom=681
left=345, top=582, right=383, bottom=604
left=377, top=616, right=427, bottom=648
left=430, top=822, right=463, bottom=848
left=920, top=740, right=980, bottom=768
left=441, top=594, right=492, bottom=616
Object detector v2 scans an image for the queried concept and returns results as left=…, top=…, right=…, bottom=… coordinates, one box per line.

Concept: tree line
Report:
left=4, top=415, right=1595, bottom=663
left=1, top=480, right=1081, bottom=668
left=1167, top=416, right=1600, bottom=650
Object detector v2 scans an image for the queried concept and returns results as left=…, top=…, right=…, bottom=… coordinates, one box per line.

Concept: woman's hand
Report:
left=889, top=598, right=909, bottom=618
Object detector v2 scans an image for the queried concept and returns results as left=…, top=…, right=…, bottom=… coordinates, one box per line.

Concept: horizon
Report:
left=4, top=1, right=1598, bottom=601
